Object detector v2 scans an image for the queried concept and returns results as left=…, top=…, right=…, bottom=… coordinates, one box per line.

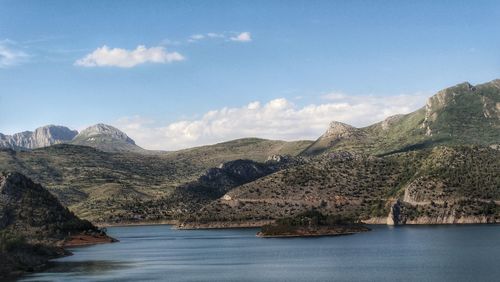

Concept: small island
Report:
left=257, top=210, right=370, bottom=238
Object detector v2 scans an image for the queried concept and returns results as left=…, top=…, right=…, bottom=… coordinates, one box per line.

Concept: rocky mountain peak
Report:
left=76, top=123, right=135, bottom=145
left=421, top=82, right=478, bottom=136
left=489, top=79, right=500, bottom=88
left=323, top=121, right=359, bottom=139
left=425, top=82, right=475, bottom=112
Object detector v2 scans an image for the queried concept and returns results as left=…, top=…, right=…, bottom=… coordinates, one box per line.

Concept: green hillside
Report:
left=302, top=80, right=500, bottom=156
left=184, top=146, right=499, bottom=226
left=0, top=138, right=311, bottom=223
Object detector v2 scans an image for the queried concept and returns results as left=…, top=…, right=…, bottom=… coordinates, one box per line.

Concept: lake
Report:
left=21, top=224, right=500, bottom=282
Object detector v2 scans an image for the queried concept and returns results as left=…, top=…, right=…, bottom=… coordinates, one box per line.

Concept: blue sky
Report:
left=1, top=0, right=499, bottom=149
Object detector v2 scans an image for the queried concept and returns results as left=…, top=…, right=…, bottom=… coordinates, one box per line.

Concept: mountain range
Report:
left=0, top=123, right=142, bottom=153
left=0, top=79, right=498, bottom=227
left=303, top=80, right=500, bottom=156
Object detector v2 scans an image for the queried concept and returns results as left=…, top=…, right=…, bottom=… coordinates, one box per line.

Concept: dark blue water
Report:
left=21, top=225, right=500, bottom=281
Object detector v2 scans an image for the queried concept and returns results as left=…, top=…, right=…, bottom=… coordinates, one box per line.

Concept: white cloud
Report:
left=207, top=33, right=224, bottom=38
left=186, top=32, right=251, bottom=43
left=115, top=92, right=428, bottom=151
left=230, top=32, right=252, bottom=42
left=188, top=34, right=205, bottom=42
left=0, top=40, right=29, bottom=68
left=74, top=45, right=185, bottom=68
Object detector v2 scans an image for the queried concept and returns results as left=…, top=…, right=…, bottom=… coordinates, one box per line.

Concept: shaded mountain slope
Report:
left=122, top=156, right=305, bottom=222
left=0, top=172, right=112, bottom=278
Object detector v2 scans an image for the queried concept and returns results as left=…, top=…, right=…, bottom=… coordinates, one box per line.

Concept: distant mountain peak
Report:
left=70, top=123, right=142, bottom=152
left=0, top=125, right=77, bottom=150
left=76, top=123, right=136, bottom=145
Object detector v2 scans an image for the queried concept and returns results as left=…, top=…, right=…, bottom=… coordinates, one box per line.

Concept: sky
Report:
left=1, top=0, right=499, bottom=150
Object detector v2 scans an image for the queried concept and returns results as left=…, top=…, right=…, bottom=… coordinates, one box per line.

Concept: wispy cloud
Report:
left=0, top=40, right=29, bottom=68
left=230, top=32, right=252, bottom=42
left=115, top=92, right=428, bottom=150
left=188, top=34, right=205, bottom=42
left=74, top=45, right=185, bottom=68
left=186, top=31, right=252, bottom=43
left=321, top=91, right=347, bottom=100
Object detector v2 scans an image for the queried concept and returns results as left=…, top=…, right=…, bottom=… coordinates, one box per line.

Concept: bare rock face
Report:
left=0, top=125, right=77, bottom=150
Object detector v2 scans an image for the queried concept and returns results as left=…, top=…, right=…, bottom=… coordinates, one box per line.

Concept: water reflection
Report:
left=20, top=224, right=500, bottom=282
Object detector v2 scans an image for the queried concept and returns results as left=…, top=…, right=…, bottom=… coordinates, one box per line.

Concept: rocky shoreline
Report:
left=175, top=215, right=499, bottom=230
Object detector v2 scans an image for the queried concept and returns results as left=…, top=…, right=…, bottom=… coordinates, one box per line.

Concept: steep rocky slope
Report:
left=0, top=172, right=113, bottom=278
left=183, top=146, right=499, bottom=227
left=0, top=125, right=77, bottom=150
left=302, top=79, right=500, bottom=156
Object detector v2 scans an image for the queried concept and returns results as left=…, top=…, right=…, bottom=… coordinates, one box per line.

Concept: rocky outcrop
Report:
left=302, top=121, right=366, bottom=155
left=323, top=121, right=362, bottom=139
left=0, top=125, right=77, bottom=150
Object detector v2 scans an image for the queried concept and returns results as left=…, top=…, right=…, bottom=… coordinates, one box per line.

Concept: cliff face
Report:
left=0, top=125, right=77, bottom=150
left=386, top=200, right=498, bottom=225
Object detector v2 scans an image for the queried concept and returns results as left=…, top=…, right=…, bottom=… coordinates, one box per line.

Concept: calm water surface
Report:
left=21, top=225, right=500, bottom=281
